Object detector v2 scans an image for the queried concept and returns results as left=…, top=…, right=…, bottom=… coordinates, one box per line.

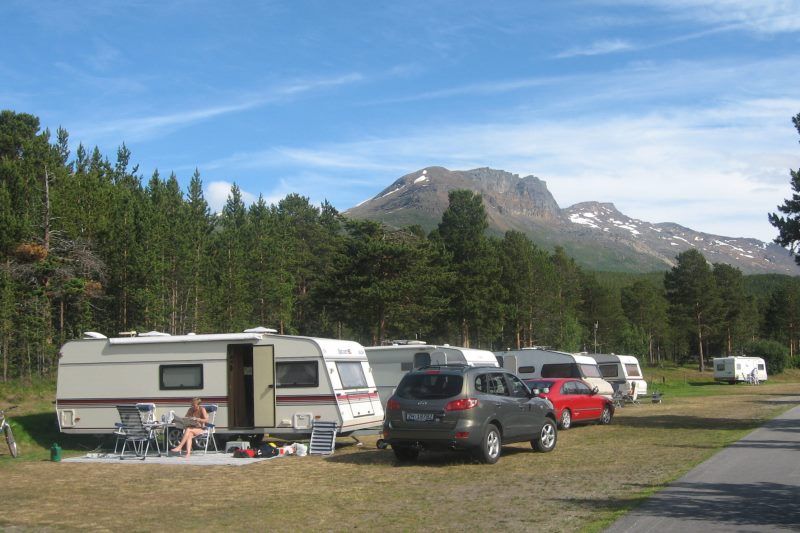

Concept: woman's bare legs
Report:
left=171, top=428, right=202, bottom=457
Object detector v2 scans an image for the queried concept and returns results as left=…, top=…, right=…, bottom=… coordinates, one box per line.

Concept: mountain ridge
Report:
left=344, top=166, right=798, bottom=275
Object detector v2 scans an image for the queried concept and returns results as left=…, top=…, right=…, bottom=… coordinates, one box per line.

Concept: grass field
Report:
left=1, top=366, right=799, bottom=531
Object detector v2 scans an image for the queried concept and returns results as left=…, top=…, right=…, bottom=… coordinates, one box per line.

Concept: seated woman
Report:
left=170, top=397, right=208, bottom=458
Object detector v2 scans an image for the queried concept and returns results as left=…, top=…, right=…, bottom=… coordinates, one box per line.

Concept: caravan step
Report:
left=309, top=421, right=338, bottom=455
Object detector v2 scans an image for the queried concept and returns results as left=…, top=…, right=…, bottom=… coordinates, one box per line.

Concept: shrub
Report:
left=743, top=339, right=790, bottom=375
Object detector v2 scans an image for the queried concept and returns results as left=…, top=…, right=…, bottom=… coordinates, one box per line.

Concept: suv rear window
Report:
left=396, top=374, right=464, bottom=400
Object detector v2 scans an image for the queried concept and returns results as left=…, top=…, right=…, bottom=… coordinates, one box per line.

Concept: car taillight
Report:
left=445, top=398, right=479, bottom=411
left=387, top=398, right=401, bottom=411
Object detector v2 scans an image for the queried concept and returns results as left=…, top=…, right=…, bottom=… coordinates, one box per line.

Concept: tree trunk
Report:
left=697, top=324, right=705, bottom=373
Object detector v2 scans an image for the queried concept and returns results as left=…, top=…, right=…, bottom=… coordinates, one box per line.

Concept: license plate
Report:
left=406, top=412, right=435, bottom=422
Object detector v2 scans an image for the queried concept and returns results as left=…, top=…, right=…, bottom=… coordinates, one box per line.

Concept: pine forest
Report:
left=1, top=110, right=799, bottom=381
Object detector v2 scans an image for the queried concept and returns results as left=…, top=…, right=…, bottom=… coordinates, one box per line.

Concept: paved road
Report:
left=606, top=398, right=800, bottom=532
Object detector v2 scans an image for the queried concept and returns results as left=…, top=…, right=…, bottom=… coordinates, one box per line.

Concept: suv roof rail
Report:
left=416, top=364, right=471, bottom=370
left=415, top=364, right=500, bottom=371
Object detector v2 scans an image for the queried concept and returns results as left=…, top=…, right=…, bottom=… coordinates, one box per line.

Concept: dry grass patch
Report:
left=1, top=382, right=799, bottom=532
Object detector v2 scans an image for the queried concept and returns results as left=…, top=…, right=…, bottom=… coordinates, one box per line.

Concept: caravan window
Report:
left=624, top=364, right=641, bottom=377
left=413, top=352, right=431, bottom=369
left=716, top=363, right=725, bottom=371
left=337, top=362, right=368, bottom=389
left=599, top=364, right=619, bottom=378
left=541, top=363, right=580, bottom=378
left=159, top=364, right=203, bottom=390
left=579, top=364, right=602, bottom=378
left=276, top=361, right=318, bottom=388
left=518, top=366, right=535, bottom=374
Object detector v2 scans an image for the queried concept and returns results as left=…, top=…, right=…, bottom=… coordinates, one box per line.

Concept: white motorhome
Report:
left=56, top=328, right=384, bottom=442
left=365, top=342, right=499, bottom=407
left=494, top=348, right=614, bottom=397
left=713, top=356, right=768, bottom=384
left=589, top=353, right=647, bottom=399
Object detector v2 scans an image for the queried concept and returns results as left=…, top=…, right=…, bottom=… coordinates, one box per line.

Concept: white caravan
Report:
left=365, top=342, right=499, bottom=407
left=494, top=348, right=614, bottom=397
left=56, top=329, right=384, bottom=441
left=713, top=356, right=768, bottom=384
left=589, top=354, right=647, bottom=399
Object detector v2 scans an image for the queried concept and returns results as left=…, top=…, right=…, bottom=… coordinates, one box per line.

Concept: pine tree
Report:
left=769, top=112, right=800, bottom=261
left=621, top=279, right=668, bottom=363
left=434, top=190, right=502, bottom=348
left=664, top=249, right=720, bottom=371
left=182, top=170, right=213, bottom=332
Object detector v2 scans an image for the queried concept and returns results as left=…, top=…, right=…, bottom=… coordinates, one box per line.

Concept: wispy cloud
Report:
left=206, top=92, right=800, bottom=241
left=277, top=73, right=364, bottom=95
left=556, top=38, right=635, bottom=58
left=366, top=75, right=576, bottom=105
left=610, top=0, right=800, bottom=34
left=73, top=72, right=365, bottom=144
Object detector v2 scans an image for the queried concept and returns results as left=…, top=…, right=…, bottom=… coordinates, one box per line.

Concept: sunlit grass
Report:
left=1, top=374, right=798, bottom=531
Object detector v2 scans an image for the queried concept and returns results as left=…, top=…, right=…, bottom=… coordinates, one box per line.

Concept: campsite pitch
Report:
left=1, top=378, right=799, bottom=531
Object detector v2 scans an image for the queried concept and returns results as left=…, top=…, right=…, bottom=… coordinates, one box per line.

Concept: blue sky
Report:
left=4, top=1, right=800, bottom=242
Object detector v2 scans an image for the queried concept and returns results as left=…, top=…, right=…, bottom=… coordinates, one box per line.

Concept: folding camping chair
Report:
left=116, top=404, right=160, bottom=459
left=193, top=404, right=218, bottom=454
left=612, top=390, right=625, bottom=408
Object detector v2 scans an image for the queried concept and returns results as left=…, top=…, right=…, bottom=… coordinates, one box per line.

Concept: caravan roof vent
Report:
left=139, top=331, right=171, bottom=337
left=389, top=339, right=426, bottom=345
left=83, top=331, right=107, bottom=339
left=243, top=326, right=278, bottom=334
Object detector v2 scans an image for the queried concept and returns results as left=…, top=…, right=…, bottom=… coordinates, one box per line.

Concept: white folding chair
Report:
left=195, top=404, right=218, bottom=454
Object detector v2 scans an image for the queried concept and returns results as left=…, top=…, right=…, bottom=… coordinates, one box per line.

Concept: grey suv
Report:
left=382, top=365, right=557, bottom=463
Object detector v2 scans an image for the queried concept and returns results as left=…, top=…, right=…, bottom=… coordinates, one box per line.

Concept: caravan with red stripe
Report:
left=56, top=328, right=384, bottom=441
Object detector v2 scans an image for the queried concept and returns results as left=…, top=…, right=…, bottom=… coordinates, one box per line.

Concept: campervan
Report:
left=589, top=353, right=647, bottom=399
left=713, top=356, right=768, bottom=384
left=494, top=348, right=614, bottom=397
left=365, top=342, right=499, bottom=407
left=55, top=328, right=384, bottom=444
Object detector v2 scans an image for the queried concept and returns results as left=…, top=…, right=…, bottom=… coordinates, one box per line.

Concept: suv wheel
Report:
left=532, top=418, right=557, bottom=453
left=393, top=445, right=419, bottom=462
left=474, top=424, right=502, bottom=464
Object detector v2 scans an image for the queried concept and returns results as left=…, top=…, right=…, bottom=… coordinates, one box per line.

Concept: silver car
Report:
left=382, top=365, right=557, bottom=463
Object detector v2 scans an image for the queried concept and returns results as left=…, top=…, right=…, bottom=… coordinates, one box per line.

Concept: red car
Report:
left=524, top=378, right=614, bottom=429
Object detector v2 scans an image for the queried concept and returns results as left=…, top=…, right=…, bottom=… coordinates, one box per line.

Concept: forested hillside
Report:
left=1, top=110, right=798, bottom=381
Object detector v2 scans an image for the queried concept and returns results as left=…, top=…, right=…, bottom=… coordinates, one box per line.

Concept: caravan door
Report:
left=253, top=345, right=276, bottom=427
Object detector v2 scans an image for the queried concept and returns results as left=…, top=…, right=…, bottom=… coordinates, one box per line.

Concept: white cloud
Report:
left=556, top=38, right=635, bottom=58
left=204, top=181, right=258, bottom=213
left=611, top=0, right=800, bottom=34
left=72, top=72, right=365, bottom=145
left=213, top=94, right=798, bottom=241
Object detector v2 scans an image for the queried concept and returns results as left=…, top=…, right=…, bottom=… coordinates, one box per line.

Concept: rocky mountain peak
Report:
left=345, top=166, right=799, bottom=274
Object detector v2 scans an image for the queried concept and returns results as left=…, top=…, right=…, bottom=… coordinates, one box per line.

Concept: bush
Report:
left=743, top=339, right=790, bottom=375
